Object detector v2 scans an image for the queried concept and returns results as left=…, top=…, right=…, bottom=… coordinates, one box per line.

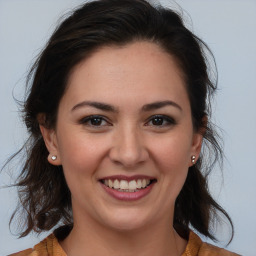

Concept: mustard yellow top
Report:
left=9, top=231, right=239, bottom=256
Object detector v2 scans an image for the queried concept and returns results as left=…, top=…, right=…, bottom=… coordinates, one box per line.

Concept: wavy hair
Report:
left=7, top=0, right=233, bottom=241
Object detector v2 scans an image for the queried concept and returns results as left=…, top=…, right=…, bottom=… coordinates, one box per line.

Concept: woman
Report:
left=8, top=0, right=239, bottom=255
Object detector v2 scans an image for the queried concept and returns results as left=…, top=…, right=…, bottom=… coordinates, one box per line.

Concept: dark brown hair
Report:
left=9, top=0, right=233, bottom=241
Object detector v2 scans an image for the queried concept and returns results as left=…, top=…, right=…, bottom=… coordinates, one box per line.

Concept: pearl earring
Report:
left=191, top=155, right=196, bottom=164
left=51, top=155, right=57, bottom=161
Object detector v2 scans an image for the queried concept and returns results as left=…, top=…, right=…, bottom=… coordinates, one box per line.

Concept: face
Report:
left=41, top=41, right=202, bottom=232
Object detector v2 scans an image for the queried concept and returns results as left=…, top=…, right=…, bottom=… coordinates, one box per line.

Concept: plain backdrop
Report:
left=0, top=0, right=255, bottom=255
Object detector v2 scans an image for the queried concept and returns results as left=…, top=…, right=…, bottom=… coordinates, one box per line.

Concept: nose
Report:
left=109, top=125, right=149, bottom=168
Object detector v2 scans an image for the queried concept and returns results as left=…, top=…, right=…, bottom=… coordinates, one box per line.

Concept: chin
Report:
left=108, top=220, right=146, bottom=232
left=101, top=209, right=154, bottom=232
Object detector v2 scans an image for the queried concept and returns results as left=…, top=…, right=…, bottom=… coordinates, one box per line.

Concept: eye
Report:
left=79, top=115, right=111, bottom=127
left=145, top=115, right=176, bottom=127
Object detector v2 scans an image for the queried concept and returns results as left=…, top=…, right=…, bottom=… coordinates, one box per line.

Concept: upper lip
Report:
left=99, top=175, right=156, bottom=182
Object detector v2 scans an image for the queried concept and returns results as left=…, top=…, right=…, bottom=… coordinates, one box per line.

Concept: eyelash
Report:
left=145, top=115, right=176, bottom=127
left=79, top=115, right=111, bottom=127
left=79, top=115, right=176, bottom=128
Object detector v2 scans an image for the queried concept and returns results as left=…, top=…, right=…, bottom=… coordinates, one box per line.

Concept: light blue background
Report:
left=0, top=0, right=255, bottom=255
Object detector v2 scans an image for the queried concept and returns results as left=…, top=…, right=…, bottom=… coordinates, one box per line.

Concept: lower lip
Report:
left=100, top=182, right=155, bottom=201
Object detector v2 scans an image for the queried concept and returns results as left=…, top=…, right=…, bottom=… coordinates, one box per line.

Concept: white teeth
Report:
left=103, top=178, right=153, bottom=191
left=137, top=179, right=142, bottom=188
left=108, top=179, right=113, bottom=188
left=128, top=180, right=137, bottom=190
left=113, top=179, right=119, bottom=189
left=120, top=180, right=129, bottom=190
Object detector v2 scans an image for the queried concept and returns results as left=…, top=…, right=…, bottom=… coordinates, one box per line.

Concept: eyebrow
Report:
left=72, top=101, right=118, bottom=112
left=142, top=100, right=182, bottom=112
left=71, top=100, right=182, bottom=112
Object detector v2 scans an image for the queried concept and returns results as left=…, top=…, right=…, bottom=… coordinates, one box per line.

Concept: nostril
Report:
left=109, top=139, right=149, bottom=167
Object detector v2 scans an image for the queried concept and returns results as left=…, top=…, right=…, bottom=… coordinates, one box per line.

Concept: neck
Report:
left=60, top=212, right=186, bottom=256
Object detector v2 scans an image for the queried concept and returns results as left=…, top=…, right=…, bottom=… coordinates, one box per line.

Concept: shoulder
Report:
left=8, top=234, right=65, bottom=256
left=183, top=231, right=240, bottom=256
left=8, top=226, right=71, bottom=256
left=8, top=249, right=33, bottom=256
left=199, top=242, right=240, bottom=256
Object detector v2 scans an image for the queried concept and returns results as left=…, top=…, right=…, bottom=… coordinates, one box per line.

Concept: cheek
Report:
left=150, top=133, right=192, bottom=196
left=56, top=133, right=110, bottom=202
left=148, top=137, right=191, bottom=212
left=57, top=131, right=108, bottom=176
left=151, top=133, right=192, bottom=172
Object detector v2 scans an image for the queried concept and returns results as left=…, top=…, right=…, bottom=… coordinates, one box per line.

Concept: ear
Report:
left=189, top=116, right=207, bottom=167
left=38, top=114, right=62, bottom=166
left=189, top=131, right=203, bottom=167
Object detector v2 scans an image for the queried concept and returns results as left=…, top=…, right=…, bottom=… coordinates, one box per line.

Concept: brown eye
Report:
left=146, top=115, right=176, bottom=127
left=90, top=117, right=103, bottom=126
left=152, top=117, right=164, bottom=125
left=79, top=115, right=110, bottom=127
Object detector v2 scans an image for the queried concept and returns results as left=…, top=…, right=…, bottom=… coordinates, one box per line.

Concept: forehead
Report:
left=71, top=41, right=183, bottom=77
left=62, top=41, right=189, bottom=109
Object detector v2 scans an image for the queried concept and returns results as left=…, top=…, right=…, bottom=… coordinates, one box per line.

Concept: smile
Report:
left=102, top=179, right=151, bottom=192
left=99, top=175, right=157, bottom=201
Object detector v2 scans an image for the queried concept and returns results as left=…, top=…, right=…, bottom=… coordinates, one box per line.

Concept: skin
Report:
left=40, top=41, right=203, bottom=256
